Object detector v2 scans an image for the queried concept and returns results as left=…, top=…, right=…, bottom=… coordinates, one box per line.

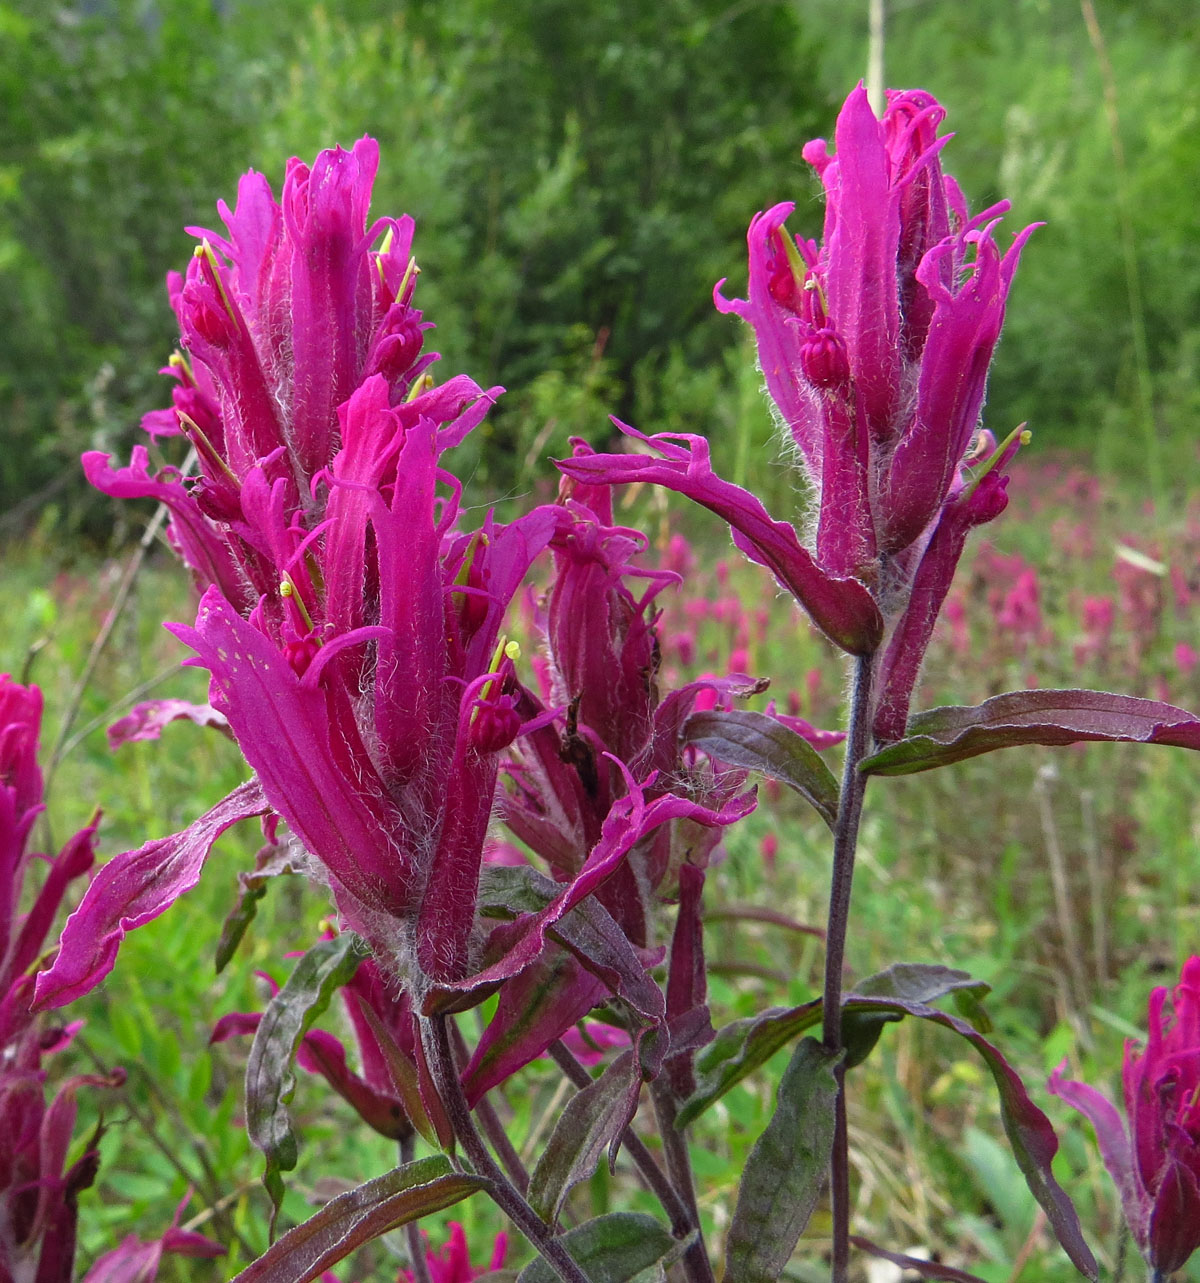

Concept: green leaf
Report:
left=860, top=688, right=1200, bottom=777
left=724, top=1038, right=841, bottom=1283
left=230, top=1156, right=485, bottom=1282
left=676, top=1002, right=822, bottom=1129
left=677, top=964, right=991, bottom=1127
left=245, top=932, right=367, bottom=1233
left=215, top=843, right=300, bottom=974
left=528, top=1052, right=639, bottom=1225
left=682, top=709, right=840, bottom=829
left=852, top=962, right=991, bottom=1007
left=517, top=1214, right=685, bottom=1283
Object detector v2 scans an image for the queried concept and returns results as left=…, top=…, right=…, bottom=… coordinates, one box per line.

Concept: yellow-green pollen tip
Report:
left=963, top=421, right=1029, bottom=502
left=280, top=574, right=317, bottom=634
left=504, top=640, right=521, bottom=662
left=397, top=256, right=418, bottom=301
left=194, top=239, right=239, bottom=323
left=405, top=372, right=434, bottom=402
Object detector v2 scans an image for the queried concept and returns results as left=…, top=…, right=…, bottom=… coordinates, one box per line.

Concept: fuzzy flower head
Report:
left=1050, top=957, right=1200, bottom=1276
left=718, top=84, right=1037, bottom=578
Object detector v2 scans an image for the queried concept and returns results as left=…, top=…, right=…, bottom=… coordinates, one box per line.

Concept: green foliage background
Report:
left=2, top=0, right=1197, bottom=534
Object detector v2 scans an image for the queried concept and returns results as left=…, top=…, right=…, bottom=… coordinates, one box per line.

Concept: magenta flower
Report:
left=559, top=85, right=1037, bottom=736
left=39, top=141, right=749, bottom=1020
left=1049, top=957, right=1200, bottom=1277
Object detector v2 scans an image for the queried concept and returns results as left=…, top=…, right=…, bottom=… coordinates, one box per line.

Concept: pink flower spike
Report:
left=1049, top=957, right=1200, bottom=1275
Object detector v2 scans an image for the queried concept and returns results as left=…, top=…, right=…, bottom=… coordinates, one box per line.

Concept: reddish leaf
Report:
left=862, top=688, right=1200, bottom=776
left=230, top=1158, right=484, bottom=1283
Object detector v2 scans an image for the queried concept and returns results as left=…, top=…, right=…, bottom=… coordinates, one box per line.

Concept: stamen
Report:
left=193, top=239, right=239, bottom=324
left=280, top=573, right=316, bottom=634
left=406, top=372, right=434, bottom=402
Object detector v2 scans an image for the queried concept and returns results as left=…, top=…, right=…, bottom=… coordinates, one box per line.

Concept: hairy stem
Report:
left=649, top=1079, right=717, bottom=1283
left=548, top=1040, right=691, bottom=1238
left=822, top=652, right=876, bottom=1283
left=448, top=1020, right=530, bottom=1193
left=420, top=1013, right=591, bottom=1283
left=400, top=1133, right=435, bottom=1283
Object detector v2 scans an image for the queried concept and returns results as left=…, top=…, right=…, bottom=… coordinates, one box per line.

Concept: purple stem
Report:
left=821, top=652, right=876, bottom=1283
left=420, top=1013, right=591, bottom=1283
left=449, top=1020, right=531, bottom=1193
left=649, top=1078, right=717, bottom=1283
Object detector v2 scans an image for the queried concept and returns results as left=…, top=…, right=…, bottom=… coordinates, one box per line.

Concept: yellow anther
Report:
left=178, top=411, right=238, bottom=486
left=280, top=573, right=316, bottom=633
left=961, top=422, right=1030, bottom=503
left=193, top=239, right=239, bottom=324
left=397, top=256, right=418, bottom=301
left=504, top=640, right=521, bottom=662
left=168, top=350, right=195, bottom=381
left=405, top=372, right=434, bottom=402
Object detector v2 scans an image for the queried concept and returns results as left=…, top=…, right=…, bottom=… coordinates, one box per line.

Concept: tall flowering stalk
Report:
left=39, top=139, right=750, bottom=1282
left=558, top=82, right=1200, bottom=1283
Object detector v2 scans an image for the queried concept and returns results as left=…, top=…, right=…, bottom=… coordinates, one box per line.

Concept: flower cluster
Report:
left=1051, top=957, right=1200, bottom=1277
left=559, top=84, right=1038, bottom=742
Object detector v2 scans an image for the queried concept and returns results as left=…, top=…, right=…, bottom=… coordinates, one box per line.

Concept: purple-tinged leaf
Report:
left=353, top=997, right=440, bottom=1148
left=862, top=689, right=1200, bottom=777
left=245, top=932, right=367, bottom=1232
left=516, top=1213, right=685, bottom=1283
left=106, top=698, right=229, bottom=750
left=844, top=996, right=1097, bottom=1280
left=852, top=962, right=991, bottom=1007
left=527, top=1050, right=641, bottom=1225
left=724, top=1038, right=842, bottom=1283
left=461, top=943, right=611, bottom=1106
left=677, top=965, right=990, bottom=1128
left=475, top=865, right=667, bottom=1039
left=33, top=778, right=270, bottom=1010
left=230, top=1157, right=485, bottom=1283
left=848, top=1236, right=988, bottom=1282
left=683, top=708, right=840, bottom=829
left=214, top=840, right=301, bottom=974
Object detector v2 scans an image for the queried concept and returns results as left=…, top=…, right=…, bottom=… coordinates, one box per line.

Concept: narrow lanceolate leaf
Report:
left=528, top=1052, right=640, bottom=1225
left=682, top=709, right=840, bottom=830
left=215, top=842, right=301, bottom=974
left=677, top=964, right=990, bottom=1128
left=861, top=688, right=1200, bottom=776
left=246, top=932, right=367, bottom=1232
left=516, top=1213, right=684, bottom=1283
left=675, top=1002, right=821, bottom=1129
left=230, top=1157, right=485, bottom=1283
left=724, top=1039, right=841, bottom=1283
left=842, top=996, right=1098, bottom=1281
